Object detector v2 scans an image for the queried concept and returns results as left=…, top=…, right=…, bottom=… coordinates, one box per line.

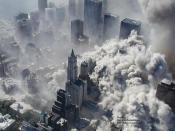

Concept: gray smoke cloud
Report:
left=0, top=0, right=175, bottom=130
left=81, top=32, right=175, bottom=131
left=0, top=0, right=36, bottom=18
left=0, top=0, right=87, bottom=111
left=107, top=0, right=143, bottom=20
left=0, top=0, right=68, bottom=19
left=137, top=0, right=175, bottom=77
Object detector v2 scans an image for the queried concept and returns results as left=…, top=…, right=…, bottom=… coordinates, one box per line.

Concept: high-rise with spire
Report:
left=66, top=50, right=87, bottom=107
left=67, top=49, right=78, bottom=82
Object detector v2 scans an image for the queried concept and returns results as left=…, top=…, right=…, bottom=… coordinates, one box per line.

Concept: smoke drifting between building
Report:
left=119, top=18, right=141, bottom=39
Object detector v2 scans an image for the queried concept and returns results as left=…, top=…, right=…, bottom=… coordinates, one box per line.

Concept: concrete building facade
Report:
left=66, top=50, right=87, bottom=107
left=84, top=0, right=103, bottom=40
left=67, top=49, right=78, bottom=82
left=38, top=0, right=48, bottom=12
left=156, top=79, right=175, bottom=113
left=119, top=18, right=141, bottom=39
left=103, top=13, right=119, bottom=41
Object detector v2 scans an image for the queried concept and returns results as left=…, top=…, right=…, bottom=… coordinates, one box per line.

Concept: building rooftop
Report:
left=71, top=49, right=76, bottom=57
left=81, top=61, right=88, bottom=67
left=159, top=79, right=175, bottom=90
left=19, top=121, right=39, bottom=131
left=161, top=79, right=171, bottom=85
left=122, top=18, right=141, bottom=26
left=0, top=113, right=15, bottom=130
left=75, top=79, right=85, bottom=86
left=89, top=0, right=103, bottom=3
left=16, top=13, right=28, bottom=20
left=104, top=13, right=119, bottom=18
left=10, top=102, right=33, bottom=114
left=56, top=118, right=67, bottom=126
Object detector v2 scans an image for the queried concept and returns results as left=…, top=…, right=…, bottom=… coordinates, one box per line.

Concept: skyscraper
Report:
left=156, top=79, right=175, bottom=113
left=84, top=0, right=103, bottom=40
left=71, top=20, right=83, bottom=43
left=79, top=61, right=88, bottom=80
left=66, top=50, right=87, bottom=107
left=69, top=0, right=77, bottom=18
left=45, top=8, right=56, bottom=21
left=56, top=7, right=66, bottom=24
left=119, top=18, right=141, bottom=39
left=38, top=0, right=48, bottom=12
left=67, top=49, right=78, bottom=82
left=71, top=19, right=89, bottom=45
left=15, top=13, right=32, bottom=37
left=103, top=13, right=119, bottom=41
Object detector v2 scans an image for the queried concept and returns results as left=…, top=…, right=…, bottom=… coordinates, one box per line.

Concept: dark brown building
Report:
left=156, top=79, right=175, bottom=113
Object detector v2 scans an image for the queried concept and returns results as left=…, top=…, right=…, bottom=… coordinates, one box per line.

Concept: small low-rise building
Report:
left=0, top=113, right=15, bottom=131
left=10, top=102, right=33, bottom=116
left=19, top=121, right=39, bottom=131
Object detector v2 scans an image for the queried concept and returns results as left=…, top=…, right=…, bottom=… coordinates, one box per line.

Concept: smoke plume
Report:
left=137, top=0, right=175, bottom=77
left=81, top=32, right=175, bottom=131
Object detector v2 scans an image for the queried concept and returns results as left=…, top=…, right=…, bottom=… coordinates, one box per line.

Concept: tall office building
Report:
left=119, top=18, right=141, bottom=39
left=84, top=0, right=103, bottom=40
left=103, top=13, right=119, bottom=41
left=52, top=89, right=67, bottom=117
left=30, top=11, right=40, bottom=32
left=45, top=8, right=56, bottom=21
left=156, top=79, right=175, bottom=113
left=103, top=0, right=107, bottom=13
left=79, top=61, right=88, bottom=80
left=71, top=20, right=83, bottom=43
left=66, top=80, right=85, bottom=107
left=71, top=19, right=89, bottom=45
left=56, top=7, right=66, bottom=24
left=77, top=0, right=84, bottom=19
left=66, top=50, right=87, bottom=107
left=16, top=13, right=32, bottom=37
left=69, top=0, right=77, bottom=18
left=38, top=0, right=48, bottom=12
left=67, top=49, right=78, bottom=82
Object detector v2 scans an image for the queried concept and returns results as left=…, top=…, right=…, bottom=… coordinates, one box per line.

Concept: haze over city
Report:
left=0, top=0, right=175, bottom=131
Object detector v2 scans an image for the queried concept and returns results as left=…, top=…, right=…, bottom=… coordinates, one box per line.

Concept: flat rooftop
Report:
left=104, top=13, right=119, bottom=18
left=10, top=102, right=33, bottom=114
left=89, top=0, right=103, bottom=3
left=122, top=18, right=141, bottom=26
left=0, top=113, right=15, bottom=130
left=160, top=79, right=175, bottom=90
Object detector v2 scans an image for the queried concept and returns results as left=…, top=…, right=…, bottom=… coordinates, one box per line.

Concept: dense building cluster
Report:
left=7, top=0, right=175, bottom=131
left=38, top=49, right=92, bottom=130
left=15, top=0, right=143, bottom=46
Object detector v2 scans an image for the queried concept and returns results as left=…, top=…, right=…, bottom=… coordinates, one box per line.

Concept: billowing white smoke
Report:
left=81, top=32, right=175, bottom=131
left=137, top=0, right=175, bottom=77
left=0, top=19, right=67, bottom=110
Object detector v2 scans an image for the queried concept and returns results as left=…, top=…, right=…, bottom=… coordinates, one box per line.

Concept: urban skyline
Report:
left=0, top=0, right=175, bottom=131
